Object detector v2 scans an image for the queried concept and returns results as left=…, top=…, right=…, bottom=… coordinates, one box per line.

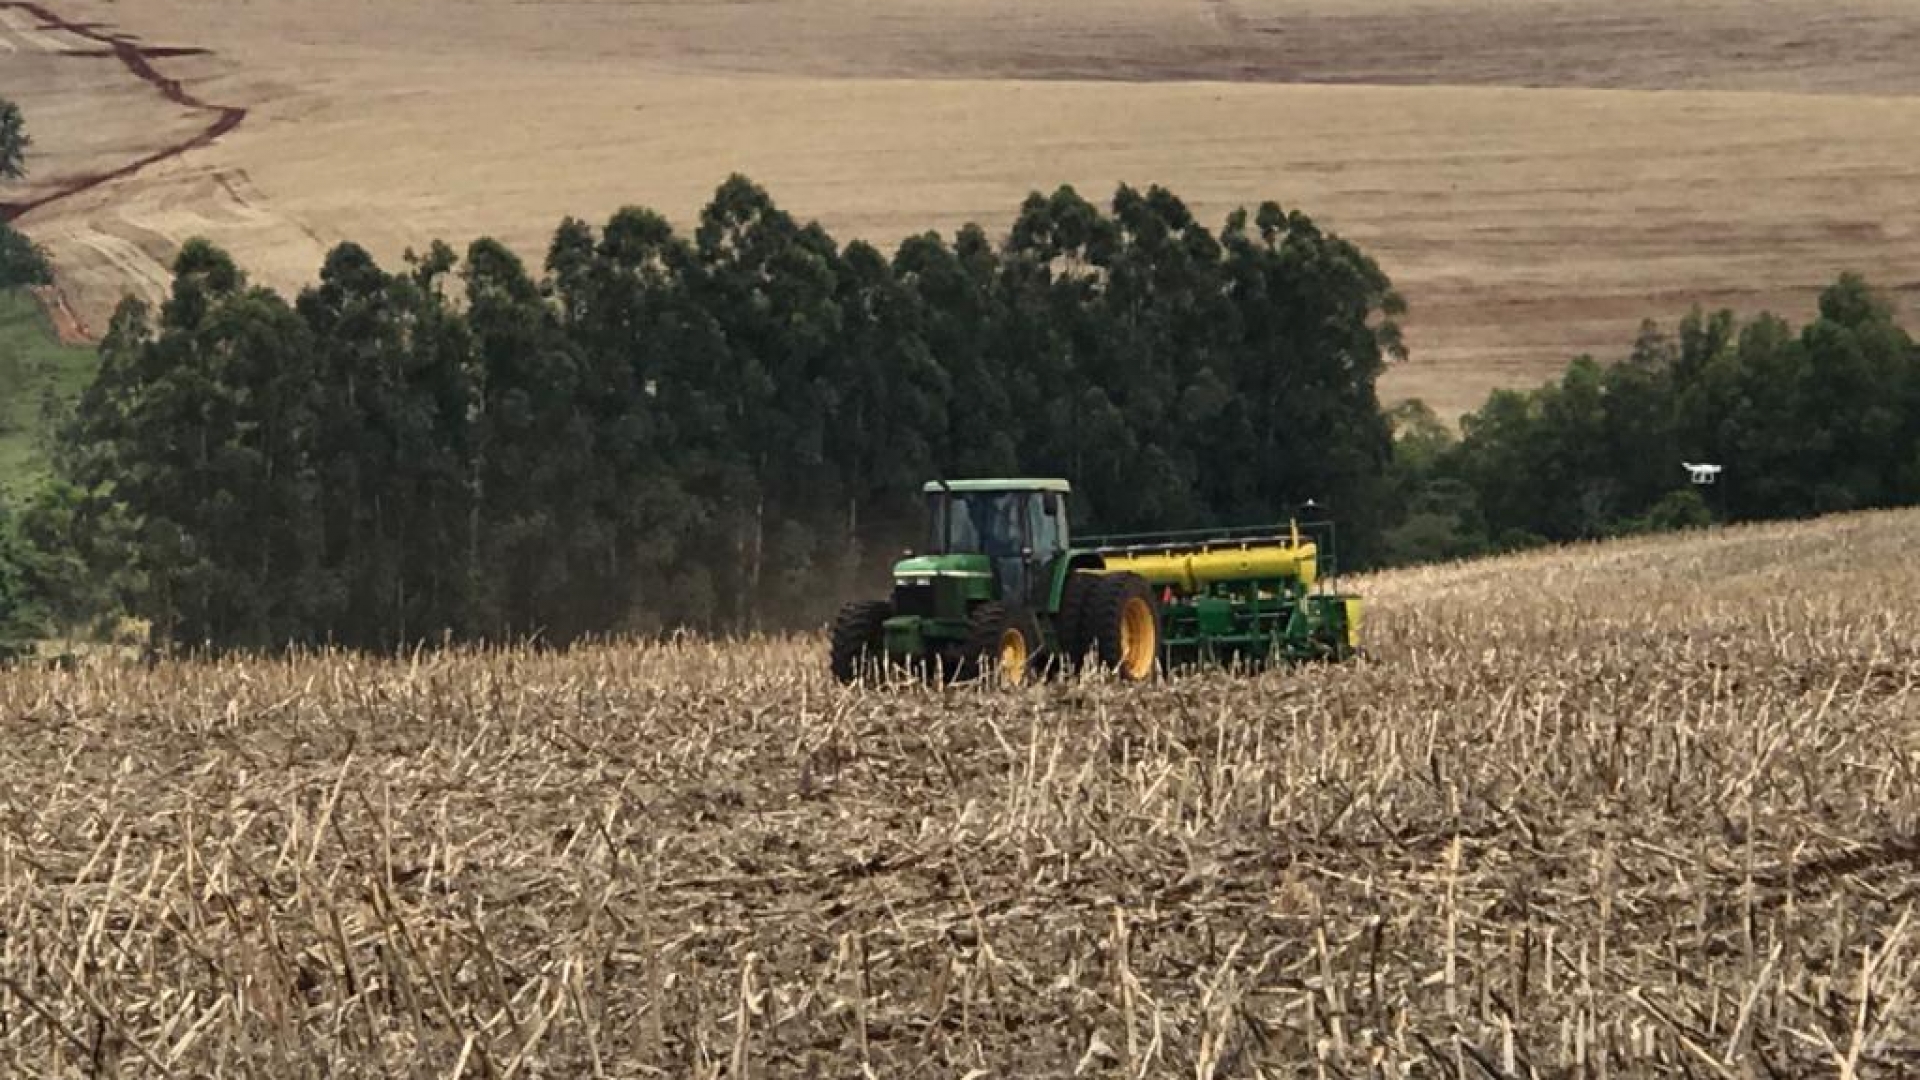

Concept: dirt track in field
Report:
left=0, top=1, right=242, bottom=228
left=6, top=0, right=1920, bottom=415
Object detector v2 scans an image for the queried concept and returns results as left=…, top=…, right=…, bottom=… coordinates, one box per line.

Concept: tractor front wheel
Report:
left=963, top=603, right=1033, bottom=686
left=1085, top=573, right=1160, bottom=681
left=829, top=600, right=892, bottom=683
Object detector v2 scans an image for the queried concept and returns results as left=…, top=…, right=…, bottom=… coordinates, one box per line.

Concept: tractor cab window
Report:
left=930, top=492, right=1029, bottom=556
left=1029, top=492, right=1067, bottom=557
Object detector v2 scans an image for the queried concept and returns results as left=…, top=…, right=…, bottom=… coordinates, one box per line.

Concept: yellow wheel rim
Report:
left=1118, top=597, right=1156, bottom=679
left=997, top=627, right=1029, bottom=685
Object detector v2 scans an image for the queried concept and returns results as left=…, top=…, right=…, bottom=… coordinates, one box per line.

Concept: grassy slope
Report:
left=0, top=290, right=96, bottom=502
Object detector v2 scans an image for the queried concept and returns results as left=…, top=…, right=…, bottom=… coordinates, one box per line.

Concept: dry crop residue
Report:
left=2, top=509, right=1918, bottom=1074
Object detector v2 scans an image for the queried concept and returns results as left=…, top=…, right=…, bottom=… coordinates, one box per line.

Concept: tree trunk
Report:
left=846, top=496, right=860, bottom=599
left=746, top=494, right=765, bottom=632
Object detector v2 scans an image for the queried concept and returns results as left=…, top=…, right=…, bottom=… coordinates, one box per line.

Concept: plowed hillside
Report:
left=7, top=0, right=1920, bottom=414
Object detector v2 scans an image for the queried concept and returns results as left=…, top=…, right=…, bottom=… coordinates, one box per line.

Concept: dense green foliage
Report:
left=0, top=226, right=50, bottom=291
left=0, top=97, right=51, bottom=292
left=0, top=98, right=26, bottom=182
left=8, top=169, right=1916, bottom=657
left=0, top=291, right=97, bottom=495
left=0, top=285, right=95, bottom=655
left=38, top=178, right=1403, bottom=650
left=1381, top=274, right=1920, bottom=562
left=0, top=502, right=42, bottom=657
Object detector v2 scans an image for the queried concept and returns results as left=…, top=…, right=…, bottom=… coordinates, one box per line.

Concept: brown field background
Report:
left=5, top=0, right=1920, bottom=415
left=7, top=9, right=1920, bottom=1071
left=2, top=510, right=1916, bottom=1074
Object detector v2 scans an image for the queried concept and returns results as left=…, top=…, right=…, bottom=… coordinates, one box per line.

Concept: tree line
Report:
left=0, top=97, right=52, bottom=291
left=3, top=176, right=1404, bottom=651
left=3, top=166, right=1917, bottom=656
left=1384, top=274, right=1920, bottom=562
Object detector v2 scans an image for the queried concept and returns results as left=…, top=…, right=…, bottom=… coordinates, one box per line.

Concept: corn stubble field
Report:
left=2, top=511, right=1918, bottom=1077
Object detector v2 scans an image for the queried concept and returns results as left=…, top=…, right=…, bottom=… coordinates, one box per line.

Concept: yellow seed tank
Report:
left=1100, top=540, right=1318, bottom=592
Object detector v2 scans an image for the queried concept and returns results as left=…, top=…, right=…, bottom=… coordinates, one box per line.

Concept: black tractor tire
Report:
left=1084, top=572, right=1160, bottom=681
left=829, top=600, right=893, bottom=684
left=960, top=602, right=1033, bottom=684
left=1050, top=570, right=1101, bottom=672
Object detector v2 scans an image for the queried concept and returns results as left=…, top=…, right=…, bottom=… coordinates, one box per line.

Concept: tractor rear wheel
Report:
left=962, top=603, right=1033, bottom=685
left=829, top=600, right=892, bottom=683
left=1050, top=570, right=1100, bottom=672
left=1085, top=573, right=1160, bottom=681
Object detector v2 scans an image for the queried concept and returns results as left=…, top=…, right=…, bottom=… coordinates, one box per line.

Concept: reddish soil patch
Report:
left=29, top=282, right=90, bottom=343
left=0, top=1, right=243, bottom=223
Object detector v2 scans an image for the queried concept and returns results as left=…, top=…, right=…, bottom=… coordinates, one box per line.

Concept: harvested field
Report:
left=8, top=0, right=1920, bottom=414
left=3, top=509, right=1917, bottom=1075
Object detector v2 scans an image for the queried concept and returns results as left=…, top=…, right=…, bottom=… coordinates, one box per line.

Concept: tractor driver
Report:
left=970, top=493, right=1029, bottom=607
left=962, top=493, right=1024, bottom=555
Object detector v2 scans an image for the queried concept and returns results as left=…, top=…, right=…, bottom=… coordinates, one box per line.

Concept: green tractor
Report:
left=829, top=478, right=1361, bottom=684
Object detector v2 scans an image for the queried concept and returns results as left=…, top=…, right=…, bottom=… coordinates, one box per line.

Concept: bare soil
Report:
left=0, top=2, right=243, bottom=224
left=7, top=0, right=1920, bottom=415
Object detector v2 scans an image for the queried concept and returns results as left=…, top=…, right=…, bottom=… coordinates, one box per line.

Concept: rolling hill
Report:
left=5, top=0, right=1920, bottom=416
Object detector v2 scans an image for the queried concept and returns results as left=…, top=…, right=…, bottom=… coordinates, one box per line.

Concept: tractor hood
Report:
left=892, top=553, right=992, bottom=579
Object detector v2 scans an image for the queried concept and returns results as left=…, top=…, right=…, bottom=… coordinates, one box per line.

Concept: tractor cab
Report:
left=828, top=479, right=1082, bottom=683
left=920, top=478, right=1070, bottom=606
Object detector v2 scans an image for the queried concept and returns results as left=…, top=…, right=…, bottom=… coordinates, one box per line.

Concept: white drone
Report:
left=1682, top=462, right=1723, bottom=485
